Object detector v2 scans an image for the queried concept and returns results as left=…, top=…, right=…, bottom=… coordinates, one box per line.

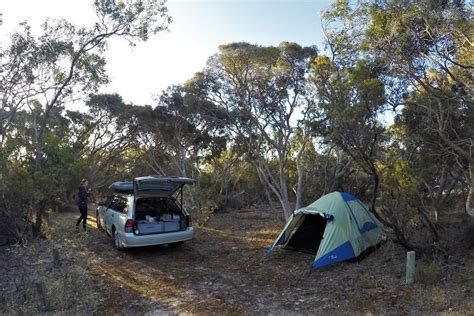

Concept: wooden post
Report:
left=406, top=251, right=416, bottom=284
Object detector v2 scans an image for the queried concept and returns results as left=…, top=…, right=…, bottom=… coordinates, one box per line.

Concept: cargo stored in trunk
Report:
left=134, top=197, right=184, bottom=235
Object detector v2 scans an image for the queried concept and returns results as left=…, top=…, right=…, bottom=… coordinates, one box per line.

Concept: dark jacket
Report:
left=78, top=186, right=90, bottom=206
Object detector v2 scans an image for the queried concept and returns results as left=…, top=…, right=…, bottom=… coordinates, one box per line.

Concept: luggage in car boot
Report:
left=136, top=220, right=165, bottom=234
left=163, top=221, right=180, bottom=232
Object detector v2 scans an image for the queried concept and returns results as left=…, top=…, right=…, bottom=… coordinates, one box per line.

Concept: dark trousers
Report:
left=76, top=204, right=88, bottom=228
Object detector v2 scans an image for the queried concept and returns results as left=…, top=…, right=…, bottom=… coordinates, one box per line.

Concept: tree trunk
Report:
left=295, top=160, right=304, bottom=210
left=33, top=108, right=49, bottom=172
left=380, top=208, right=418, bottom=251
left=32, top=202, right=46, bottom=237
left=256, top=170, right=274, bottom=207
left=170, top=150, right=186, bottom=177
left=254, top=161, right=292, bottom=219
left=466, top=161, right=474, bottom=217
left=264, top=187, right=275, bottom=208
left=416, top=202, right=439, bottom=242
left=294, top=140, right=307, bottom=210
left=370, top=169, right=379, bottom=214
left=0, top=124, right=9, bottom=176
left=0, top=152, right=8, bottom=177
left=329, top=157, right=351, bottom=193
left=35, top=141, right=43, bottom=171
left=278, top=174, right=292, bottom=218
left=278, top=166, right=293, bottom=219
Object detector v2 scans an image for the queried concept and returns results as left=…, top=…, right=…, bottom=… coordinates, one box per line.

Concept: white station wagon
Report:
left=96, top=176, right=195, bottom=250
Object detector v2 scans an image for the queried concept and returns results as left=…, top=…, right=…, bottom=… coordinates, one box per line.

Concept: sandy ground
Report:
left=1, top=206, right=473, bottom=315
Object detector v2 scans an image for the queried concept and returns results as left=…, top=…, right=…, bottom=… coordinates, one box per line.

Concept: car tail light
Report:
left=187, top=215, right=192, bottom=227
left=125, top=219, right=134, bottom=233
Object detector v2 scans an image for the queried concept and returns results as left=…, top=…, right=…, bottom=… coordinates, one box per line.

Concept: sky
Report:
left=0, top=0, right=332, bottom=106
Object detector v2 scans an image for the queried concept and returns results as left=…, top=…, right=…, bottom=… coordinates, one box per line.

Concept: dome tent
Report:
left=268, top=192, right=383, bottom=271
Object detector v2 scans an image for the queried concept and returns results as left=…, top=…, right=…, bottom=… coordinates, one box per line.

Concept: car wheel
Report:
left=113, top=229, right=124, bottom=251
left=96, top=212, right=102, bottom=230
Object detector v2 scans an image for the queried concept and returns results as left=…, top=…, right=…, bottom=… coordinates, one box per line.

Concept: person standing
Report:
left=76, top=178, right=92, bottom=231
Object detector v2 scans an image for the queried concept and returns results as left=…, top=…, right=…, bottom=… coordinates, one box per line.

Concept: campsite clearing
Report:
left=1, top=205, right=473, bottom=314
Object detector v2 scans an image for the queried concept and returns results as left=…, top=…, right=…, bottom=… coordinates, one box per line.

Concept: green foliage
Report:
left=41, top=132, right=90, bottom=204
left=0, top=0, right=171, bottom=241
left=186, top=41, right=318, bottom=218
left=94, top=0, right=171, bottom=42
left=315, top=0, right=473, bottom=249
left=381, top=160, right=423, bottom=196
left=365, top=0, right=473, bottom=217
left=309, top=53, right=387, bottom=213
left=1, top=0, right=472, bottom=251
left=379, top=159, right=419, bottom=216
left=0, top=165, right=39, bottom=243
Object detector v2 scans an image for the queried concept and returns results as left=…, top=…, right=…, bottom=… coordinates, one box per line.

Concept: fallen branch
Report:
left=25, top=259, right=53, bottom=266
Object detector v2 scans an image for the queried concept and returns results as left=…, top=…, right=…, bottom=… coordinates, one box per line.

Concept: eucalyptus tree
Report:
left=311, top=0, right=387, bottom=215
left=0, top=0, right=171, bottom=172
left=83, top=93, right=145, bottom=186
left=309, top=55, right=387, bottom=215
left=314, top=0, right=472, bottom=249
left=188, top=42, right=317, bottom=218
left=0, top=103, right=91, bottom=237
left=0, top=0, right=171, bottom=236
left=363, top=0, right=474, bottom=217
left=135, top=85, right=225, bottom=177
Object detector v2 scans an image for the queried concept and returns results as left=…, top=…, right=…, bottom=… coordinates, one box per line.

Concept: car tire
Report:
left=113, top=229, right=125, bottom=251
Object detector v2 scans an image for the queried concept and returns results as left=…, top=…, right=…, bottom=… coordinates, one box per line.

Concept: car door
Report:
left=98, top=196, right=113, bottom=229
left=105, top=194, right=128, bottom=234
left=104, top=195, right=119, bottom=234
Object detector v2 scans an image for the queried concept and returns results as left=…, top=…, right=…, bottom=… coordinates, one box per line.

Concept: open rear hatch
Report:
left=133, top=176, right=195, bottom=235
left=133, top=176, right=195, bottom=198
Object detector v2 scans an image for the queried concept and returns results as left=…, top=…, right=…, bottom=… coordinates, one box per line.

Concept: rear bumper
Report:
left=120, top=227, right=194, bottom=248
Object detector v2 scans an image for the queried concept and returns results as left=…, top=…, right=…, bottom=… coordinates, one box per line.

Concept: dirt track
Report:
left=1, top=207, right=473, bottom=315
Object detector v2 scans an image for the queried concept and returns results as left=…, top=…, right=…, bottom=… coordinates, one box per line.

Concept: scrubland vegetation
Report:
left=0, top=0, right=472, bottom=313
